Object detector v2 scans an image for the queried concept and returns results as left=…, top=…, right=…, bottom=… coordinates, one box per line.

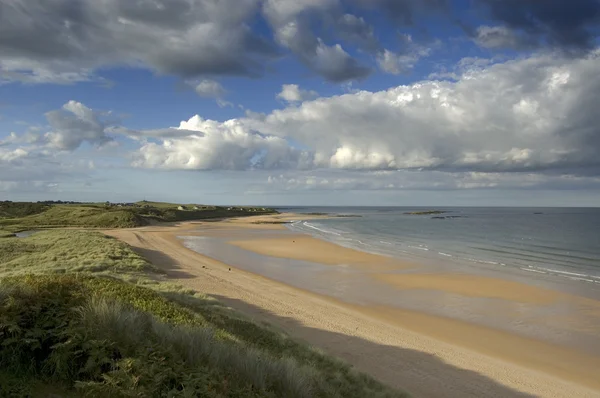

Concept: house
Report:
left=177, top=206, right=186, bottom=210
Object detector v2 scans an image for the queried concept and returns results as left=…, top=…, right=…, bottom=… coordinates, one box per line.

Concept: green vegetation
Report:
left=0, top=201, right=49, bottom=218
left=0, top=201, right=277, bottom=232
left=0, top=230, right=15, bottom=238
left=0, top=229, right=406, bottom=397
left=404, top=210, right=448, bottom=215
left=0, top=230, right=153, bottom=277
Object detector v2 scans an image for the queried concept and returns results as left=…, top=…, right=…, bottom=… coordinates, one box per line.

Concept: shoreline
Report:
left=105, top=214, right=600, bottom=397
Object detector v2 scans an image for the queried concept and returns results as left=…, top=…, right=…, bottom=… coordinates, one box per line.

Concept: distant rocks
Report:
left=303, top=213, right=361, bottom=218
left=404, top=210, right=448, bottom=215
left=431, top=216, right=466, bottom=220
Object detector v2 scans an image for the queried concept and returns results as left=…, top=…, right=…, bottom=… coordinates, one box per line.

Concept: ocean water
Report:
left=279, top=207, right=600, bottom=283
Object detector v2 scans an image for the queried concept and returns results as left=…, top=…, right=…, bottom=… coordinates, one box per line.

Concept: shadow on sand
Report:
left=210, top=294, right=536, bottom=398
left=130, top=245, right=197, bottom=279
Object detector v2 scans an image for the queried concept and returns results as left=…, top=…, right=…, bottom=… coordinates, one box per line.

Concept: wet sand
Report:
left=105, top=214, right=600, bottom=398
left=374, top=273, right=600, bottom=307
left=230, top=235, right=407, bottom=270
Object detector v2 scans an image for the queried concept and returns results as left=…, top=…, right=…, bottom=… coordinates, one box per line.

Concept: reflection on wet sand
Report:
left=181, top=229, right=600, bottom=357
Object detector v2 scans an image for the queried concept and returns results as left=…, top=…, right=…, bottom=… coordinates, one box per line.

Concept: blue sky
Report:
left=1, top=0, right=600, bottom=206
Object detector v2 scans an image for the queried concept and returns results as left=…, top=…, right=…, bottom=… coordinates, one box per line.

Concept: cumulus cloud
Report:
left=192, top=79, right=226, bottom=98
left=263, top=0, right=371, bottom=82
left=128, top=50, right=600, bottom=177
left=44, top=101, right=113, bottom=151
left=4, top=50, right=600, bottom=195
left=277, top=84, right=319, bottom=103
left=260, top=51, right=600, bottom=173
left=7, top=52, right=598, bottom=177
left=131, top=115, right=310, bottom=170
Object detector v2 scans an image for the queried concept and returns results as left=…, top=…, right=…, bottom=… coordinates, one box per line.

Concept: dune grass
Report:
left=0, top=230, right=153, bottom=277
left=0, top=230, right=407, bottom=397
left=0, top=201, right=49, bottom=218
left=0, top=201, right=277, bottom=232
left=0, top=205, right=144, bottom=231
left=0, top=230, right=15, bottom=238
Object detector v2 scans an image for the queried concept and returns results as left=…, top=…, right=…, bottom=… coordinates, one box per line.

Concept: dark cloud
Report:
left=472, top=26, right=537, bottom=50
left=335, top=14, right=381, bottom=52
left=352, top=0, right=447, bottom=26
left=2, top=0, right=598, bottom=86
left=0, top=0, right=277, bottom=82
left=263, top=0, right=372, bottom=82
left=45, top=101, right=113, bottom=150
left=477, top=0, right=600, bottom=53
left=1, top=0, right=380, bottom=83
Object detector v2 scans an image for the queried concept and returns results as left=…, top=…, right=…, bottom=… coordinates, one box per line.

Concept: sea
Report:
left=278, top=207, right=600, bottom=284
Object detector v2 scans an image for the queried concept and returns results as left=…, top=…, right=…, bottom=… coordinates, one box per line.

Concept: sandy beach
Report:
left=105, top=214, right=600, bottom=398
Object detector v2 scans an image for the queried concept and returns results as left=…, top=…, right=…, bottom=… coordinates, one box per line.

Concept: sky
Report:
left=1, top=0, right=600, bottom=207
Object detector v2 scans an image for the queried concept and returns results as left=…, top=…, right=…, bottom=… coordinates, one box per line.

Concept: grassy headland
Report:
left=0, top=200, right=276, bottom=232
left=0, top=227, right=406, bottom=396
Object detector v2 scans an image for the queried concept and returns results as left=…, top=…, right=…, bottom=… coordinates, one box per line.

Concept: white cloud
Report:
left=193, top=79, right=226, bottom=98
left=377, top=35, right=433, bottom=74
left=216, top=99, right=234, bottom=108
left=5, top=51, right=600, bottom=194
left=131, top=115, right=310, bottom=170
left=0, top=147, right=29, bottom=163
left=277, top=84, right=319, bottom=103
left=128, top=51, right=600, bottom=177
left=255, top=51, right=600, bottom=173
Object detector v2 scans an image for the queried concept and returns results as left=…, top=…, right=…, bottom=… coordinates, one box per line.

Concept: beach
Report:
left=105, top=214, right=600, bottom=398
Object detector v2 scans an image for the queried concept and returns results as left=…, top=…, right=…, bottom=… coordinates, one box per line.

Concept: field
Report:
left=0, top=201, right=277, bottom=232
left=0, top=229, right=407, bottom=397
